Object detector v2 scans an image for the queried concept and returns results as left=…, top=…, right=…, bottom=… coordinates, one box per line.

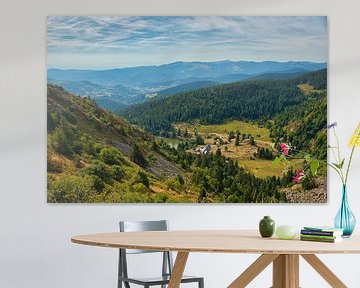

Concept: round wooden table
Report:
left=72, top=230, right=360, bottom=288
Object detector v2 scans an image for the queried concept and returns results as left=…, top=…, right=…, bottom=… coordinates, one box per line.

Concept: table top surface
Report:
left=71, top=230, right=360, bottom=254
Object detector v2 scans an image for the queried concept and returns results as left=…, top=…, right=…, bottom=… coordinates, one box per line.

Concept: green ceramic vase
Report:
left=259, top=216, right=275, bottom=238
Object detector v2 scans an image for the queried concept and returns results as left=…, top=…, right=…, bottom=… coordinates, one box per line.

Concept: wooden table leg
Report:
left=272, top=254, right=299, bottom=288
left=301, top=254, right=347, bottom=288
left=229, top=253, right=347, bottom=288
left=273, top=254, right=286, bottom=287
left=228, top=254, right=279, bottom=288
left=288, top=255, right=299, bottom=288
left=168, top=252, right=189, bottom=288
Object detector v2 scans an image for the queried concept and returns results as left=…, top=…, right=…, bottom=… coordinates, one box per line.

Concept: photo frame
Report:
left=47, top=16, right=328, bottom=203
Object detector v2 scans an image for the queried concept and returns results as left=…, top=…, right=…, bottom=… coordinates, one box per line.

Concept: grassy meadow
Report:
left=173, top=120, right=289, bottom=178
left=179, top=120, right=271, bottom=141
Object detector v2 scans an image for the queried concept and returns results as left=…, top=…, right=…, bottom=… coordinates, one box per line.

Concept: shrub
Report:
left=85, top=160, right=113, bottom=183
left=90, top=175, right=106, bottom=192
left=100, top=147, right=123, bottom=165
left=51, top=121, right=77, bottom=157
left=226, top=194, right=240, bottom=203
left=166, top=176, right=184, bottom=192
left=136, top=170, right=150, bottom=188
left=80, top=135, right=102, bottom=156
left=112, top=165, right=125, bottom=181
left=48, top=175, right=95, bottom=203
left=132, top=183, right=149, bottom=194
left=302, top=175, right=317, bottom=190
left=153, top=193, right=169, bottom=203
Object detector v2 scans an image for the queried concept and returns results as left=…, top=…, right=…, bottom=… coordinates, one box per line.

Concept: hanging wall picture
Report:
left=47, top=16, right=328, bottom=203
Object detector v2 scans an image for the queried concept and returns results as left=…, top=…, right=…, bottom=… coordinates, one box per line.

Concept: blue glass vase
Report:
left=334, top=185, right=356, bottom=237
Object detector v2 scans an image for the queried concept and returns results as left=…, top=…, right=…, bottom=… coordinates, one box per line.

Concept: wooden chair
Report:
left=118, top=220, right=204, bottom=288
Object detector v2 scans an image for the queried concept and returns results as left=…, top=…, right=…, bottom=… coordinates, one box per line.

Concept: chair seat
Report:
left=119, top=274, right=203, bottom=286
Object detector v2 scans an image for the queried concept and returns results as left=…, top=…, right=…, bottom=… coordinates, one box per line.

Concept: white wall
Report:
left=1, top=0, right=360, bottom=287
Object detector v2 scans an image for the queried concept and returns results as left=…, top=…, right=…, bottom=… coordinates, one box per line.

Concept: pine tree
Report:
left=249, top=136, right=256, bottom=146
left=130, top=144, right=148, bottom=168
left=137, top=170, right=150, bottom=187
left=228, top=131, right=235, bottom=142
left=151, top=140, right=159, bottom=152
left=184, top=128, right=189, bottom=138
left=235, top=133, right=240, bottom=146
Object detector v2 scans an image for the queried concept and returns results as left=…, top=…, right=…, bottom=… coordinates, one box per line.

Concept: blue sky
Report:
left=47, top=16, right=328, bottom=70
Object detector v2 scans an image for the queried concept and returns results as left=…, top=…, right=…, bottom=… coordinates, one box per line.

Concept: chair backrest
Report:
left=118, top=220, right=173, bottom=283
left=119, top=220, right=169, bottom=254
left=120, top=220, right=168, bottom=232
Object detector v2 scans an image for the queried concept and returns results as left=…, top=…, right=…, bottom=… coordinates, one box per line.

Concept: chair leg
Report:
left=118, top=249, right=122, bottom=288
left=199, top=278, right=204, bottom=288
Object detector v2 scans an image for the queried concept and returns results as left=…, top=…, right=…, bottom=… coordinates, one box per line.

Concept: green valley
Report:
left=118, top=69, right=327, bottom=201
left=48, top=84, right=290, bottom=203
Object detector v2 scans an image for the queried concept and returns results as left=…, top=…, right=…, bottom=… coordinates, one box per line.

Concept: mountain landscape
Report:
left=48, top=61, right=326, bottom=111
left=47, top=16, right=328, bottom=203
left=47, top=67, right=327, bottom=203
left=47, top=84, right=285, bottom=203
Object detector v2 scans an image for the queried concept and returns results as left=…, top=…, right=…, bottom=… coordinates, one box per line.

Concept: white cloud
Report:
left=47, top=16, right=327, bottom=69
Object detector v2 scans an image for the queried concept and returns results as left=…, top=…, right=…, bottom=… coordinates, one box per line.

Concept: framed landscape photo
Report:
left=47, top=16, right=328, bottom=203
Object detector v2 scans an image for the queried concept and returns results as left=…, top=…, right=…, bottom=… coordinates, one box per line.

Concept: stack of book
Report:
left=300, top=226, right=344, bottom=243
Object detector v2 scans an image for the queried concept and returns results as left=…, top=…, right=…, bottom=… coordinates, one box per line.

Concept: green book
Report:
left=300, top=234, right=339, bottom=240
left=300, top=236, right=342, bottom=243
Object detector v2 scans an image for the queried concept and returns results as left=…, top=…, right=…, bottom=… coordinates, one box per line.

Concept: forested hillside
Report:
left=47, top=85, right=187, bottom=203
left=47, top=84, right=287, bottom=203
left=156, top=81, right=219, bottom=97
left=121, top=69, right=327, bottom=137
left=290, top=68, right=327, bottom=89
left=269, top=90, right=327, bottom=160
left=120, top=68, right=327, bottom=199
left=267, top=69, right=328, bottom=160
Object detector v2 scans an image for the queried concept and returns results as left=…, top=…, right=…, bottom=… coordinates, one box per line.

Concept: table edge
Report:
left=71, top=234, right=360, bottom=255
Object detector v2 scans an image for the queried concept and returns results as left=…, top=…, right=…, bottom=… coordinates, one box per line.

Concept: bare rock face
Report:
left=113, top=140, right=182, bottom=179
left=146, top=154, right=182, bottom=179
left=284, top=177, right=327, bottom=203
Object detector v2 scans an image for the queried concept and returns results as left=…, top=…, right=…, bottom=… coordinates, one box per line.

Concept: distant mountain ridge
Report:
left=48, top=60, right=326, bottom=112
left=48, top=60, right=326, bottom=87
